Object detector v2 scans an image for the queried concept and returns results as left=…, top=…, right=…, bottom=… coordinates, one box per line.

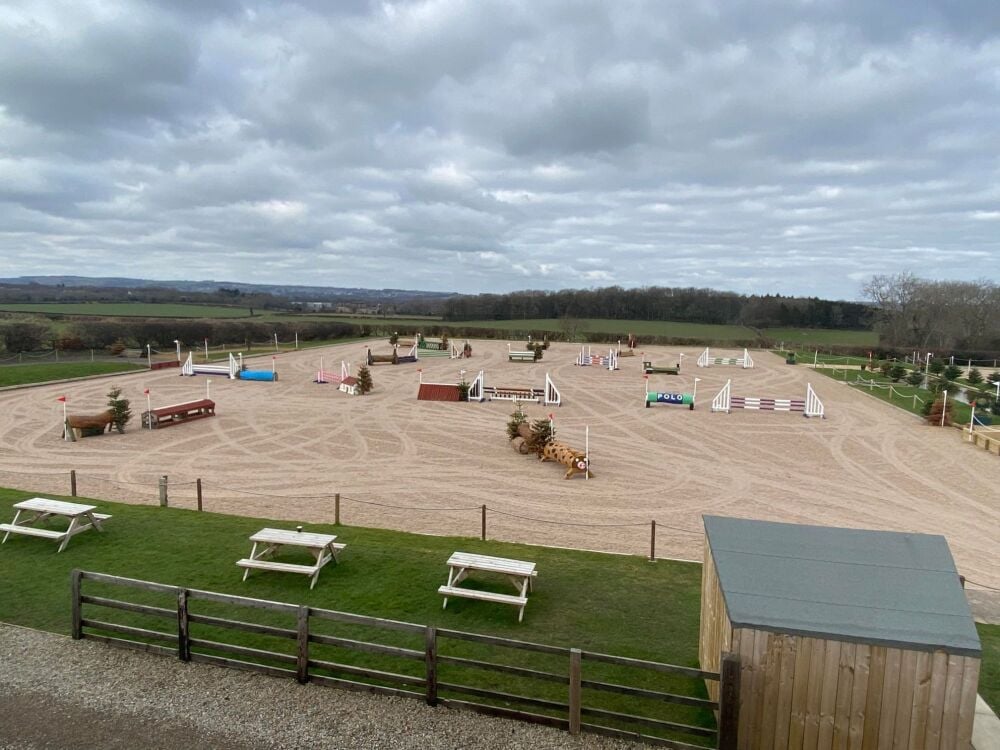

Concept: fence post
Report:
left=70, top=569, right=83, bottom=640
left=158, top=475, right=168, bottom=507
left=650, top=520, right=656, bottom=562
left=718, top=652, right=741, bottom=750
left=196, top=478, right=203, bottom=512
left=296, top=605, right=310, bottom=684
left=425, top=625, right=438, bottom=706
left=334, top=493, right=340, bottom=526
left=568, top=648, right=582, bottom=735
left=481, top=504, right=487, bottom=541
left=70, top=469, right=77, bottom=497
left=177, top=588, right=191, bottom=662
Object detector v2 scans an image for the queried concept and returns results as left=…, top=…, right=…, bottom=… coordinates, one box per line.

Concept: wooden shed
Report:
left=699, top=516, right=982, bottom=750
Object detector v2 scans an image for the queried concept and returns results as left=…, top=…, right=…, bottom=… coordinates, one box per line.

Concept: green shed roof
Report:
left=704, top=516, right=981, bottom=656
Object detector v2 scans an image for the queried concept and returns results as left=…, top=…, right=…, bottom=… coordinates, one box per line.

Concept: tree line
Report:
left=0, top=282, right=288, bottom=311
left=441, top=286, right=872, bottom=330
left=863, top=274, right=1000, bottom=357
left=0, top=319, right=359, bottom=354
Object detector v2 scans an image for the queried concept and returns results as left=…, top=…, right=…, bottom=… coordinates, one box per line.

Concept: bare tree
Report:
left=558, top=316, right=587, bottom=342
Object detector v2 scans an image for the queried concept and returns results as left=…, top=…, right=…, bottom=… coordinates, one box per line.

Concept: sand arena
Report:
left=0, top=340, right=996, bottom=589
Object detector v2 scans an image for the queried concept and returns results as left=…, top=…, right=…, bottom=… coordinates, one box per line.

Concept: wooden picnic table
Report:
left=439, top=551, right=537, bottom=622
left=1, top=497, right=111, bottom=553
left=236, top=527, right=345, bottom=590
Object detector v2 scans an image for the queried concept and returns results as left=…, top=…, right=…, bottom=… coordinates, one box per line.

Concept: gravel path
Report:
left=0, top=624, right=643, bottom=750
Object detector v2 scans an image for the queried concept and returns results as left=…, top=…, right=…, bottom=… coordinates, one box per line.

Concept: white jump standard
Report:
left=575, top=346, right=619, bottom=371
left=467, top=370, right=561, bottom=406
left=697, top=348, right=754, bottom=368
left=181, top=351, right=239, bottom=379
left=711, top=379, right=825, bottom=417
left=315, top=358, right=350, bottom=385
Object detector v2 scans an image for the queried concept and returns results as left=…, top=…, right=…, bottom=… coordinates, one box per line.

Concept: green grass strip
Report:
left=0, top=487, right=717, bottom=743
left=0, top=362, right=146, bottom=387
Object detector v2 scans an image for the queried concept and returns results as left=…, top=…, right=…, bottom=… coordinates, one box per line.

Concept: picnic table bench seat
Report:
left=238, top=529, right=345, bottom=589
left=440, top=551, right=537, bottom=622
left=0, top=524, right=65, bottom=539
left=236, top=541, right=346, bottom=575
left=1, top=499, right=111, bottom=552
left=0, top=512, right=112, bottom=539
left=237, top=559, right=320, bottom=575
left=437, top=585, right=528, bottom=608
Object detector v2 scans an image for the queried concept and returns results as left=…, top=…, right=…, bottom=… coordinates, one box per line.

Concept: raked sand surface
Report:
left=0, top=339, right=997, bottom=590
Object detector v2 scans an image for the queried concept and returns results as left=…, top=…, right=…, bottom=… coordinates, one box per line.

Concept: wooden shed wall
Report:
left=728, top=627, right=980, bottom=750
left=699, top=535, right=731, bottom=704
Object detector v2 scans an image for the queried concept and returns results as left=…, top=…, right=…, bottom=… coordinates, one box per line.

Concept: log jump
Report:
left=141, top=399, right=216, bottom=429
left=540, top=441, right=593, bottom=479
left=642, top=360, right=680, bottom=375
left=63, top=410, right=115, bottom=441
left=643, top=376, right=696, bottom=409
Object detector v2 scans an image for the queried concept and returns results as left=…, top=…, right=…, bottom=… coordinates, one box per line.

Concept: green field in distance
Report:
left=0, top=303, right=252, bottom=318
left=0, top=303, right=878, bottom=347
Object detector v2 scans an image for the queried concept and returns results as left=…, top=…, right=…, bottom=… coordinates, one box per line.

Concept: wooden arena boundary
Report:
left=71, top=569, right=739, bottom=748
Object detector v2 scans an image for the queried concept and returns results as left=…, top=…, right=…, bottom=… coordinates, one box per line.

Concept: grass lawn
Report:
left=0, top=302, right=255, bottom=318
left=764, top=328, right=878, bottom=348
left=810, top=366, right=988, bottom=426
left=4, top=305, right=878, bottom=349
left=0, top=488, right=713, bottom=744
left=303, top=316, right=874, bottom=347
left=777, top=350, right=874, bottom=367
left=0, top=362, right=146, bottom=387
left=980, top=623, right=1000, bottom=714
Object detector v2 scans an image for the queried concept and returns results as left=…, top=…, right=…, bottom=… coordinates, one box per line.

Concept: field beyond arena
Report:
left=0, top=339, right=996, bottom=588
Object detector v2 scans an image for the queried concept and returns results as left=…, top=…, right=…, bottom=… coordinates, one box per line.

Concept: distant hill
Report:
left=0, top=276, right=456, bottom=303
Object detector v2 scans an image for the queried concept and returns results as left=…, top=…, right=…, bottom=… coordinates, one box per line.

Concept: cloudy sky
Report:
left=1, top=1, right=998, bottom=299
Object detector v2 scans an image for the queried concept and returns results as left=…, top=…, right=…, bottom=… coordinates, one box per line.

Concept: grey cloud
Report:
left=502, top=86, right=651, bottom=157
left=0, top=0, right=998, bottom=297
left=0, top=5, right=198, bottom=132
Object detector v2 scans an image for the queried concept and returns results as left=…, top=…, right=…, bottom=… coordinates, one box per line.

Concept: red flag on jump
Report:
left=56, top=396, right=66, bottom=402
left=143, top=389, right=149, bottom=395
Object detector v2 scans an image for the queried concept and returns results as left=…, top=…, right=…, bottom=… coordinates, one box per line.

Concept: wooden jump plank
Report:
left=151, top=413, right=214, bottom=428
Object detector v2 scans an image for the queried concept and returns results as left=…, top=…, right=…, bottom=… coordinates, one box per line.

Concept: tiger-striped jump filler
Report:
left=711, top=379, right=825, bottom=417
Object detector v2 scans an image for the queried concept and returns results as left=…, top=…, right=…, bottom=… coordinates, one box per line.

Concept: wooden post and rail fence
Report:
left=53, top=470, right=679, bottom=560
left=71, top=569, right=740, bottom=749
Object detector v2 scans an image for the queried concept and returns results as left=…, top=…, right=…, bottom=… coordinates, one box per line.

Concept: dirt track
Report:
left=0, top=340, right=997, bottom=589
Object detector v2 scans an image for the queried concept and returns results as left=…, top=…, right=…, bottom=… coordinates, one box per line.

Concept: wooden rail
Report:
left=71, top=569, right=738, bottom=748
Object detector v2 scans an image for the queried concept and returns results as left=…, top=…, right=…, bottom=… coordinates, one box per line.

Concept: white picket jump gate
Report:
left=181, top=352, right=239, bottom=379
left=697, top=348, right=754, bottom=368
left=398, top=343, right=418, bottom=361
left=575, top=346, right=619, bottom=371
left=315, top=360, right=350, bottom=385
left=468, top=370, right=560, bottom=406
left=711, top=379, right=824, bottom=417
